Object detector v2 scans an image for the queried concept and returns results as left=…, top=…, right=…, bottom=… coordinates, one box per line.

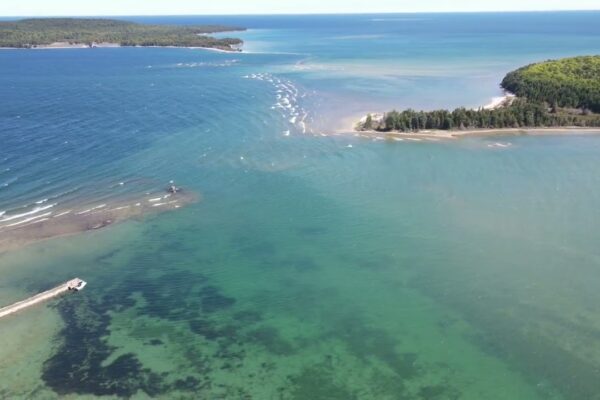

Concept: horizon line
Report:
left=2, top=9, right=600, bottom=18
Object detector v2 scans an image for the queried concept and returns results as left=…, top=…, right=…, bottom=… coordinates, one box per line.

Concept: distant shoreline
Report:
left=0, top=42, right=120, bottom=50
left=0, top=42, right=241, bottom=52
left=0, top=18, right=245, bottom=51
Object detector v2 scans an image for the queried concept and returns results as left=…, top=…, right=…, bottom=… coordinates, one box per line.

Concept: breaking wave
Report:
left=243, top=73, right=312, bottom=135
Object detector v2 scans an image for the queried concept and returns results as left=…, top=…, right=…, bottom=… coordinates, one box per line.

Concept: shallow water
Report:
left=1, top=12, right=600, bottom=400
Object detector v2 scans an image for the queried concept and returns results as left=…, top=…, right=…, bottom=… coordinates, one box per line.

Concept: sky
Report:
left=1, top=0, right=600, bottom=16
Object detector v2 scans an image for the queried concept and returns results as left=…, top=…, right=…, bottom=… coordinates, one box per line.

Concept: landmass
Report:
left=356, top=56, right=600, bottom=136
left=0, top=18, right=245, bottom=51
left=502, top=55, right=600, bottom=113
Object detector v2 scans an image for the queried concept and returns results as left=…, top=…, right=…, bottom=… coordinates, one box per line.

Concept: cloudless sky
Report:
left=2, top=0, right=600, bottom=16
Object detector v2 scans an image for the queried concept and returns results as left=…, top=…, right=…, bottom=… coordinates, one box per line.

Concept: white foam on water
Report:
left=247, top=72, right=312, bottom=135
left=0, top=204, right=56, bottom=222
left=148, top=198, right=162, bottom=203
left=110, top=206, right=130, bottom=212
left=76, top=204, right=106, bottom=215
left=4, top=212, right=53, bottom=228
left=54, top=211, right=72, bottom=218
left=1, top=176, right=18, bottom=188
left=299, top=122, right=307, bottom=134
left=18, top=217, right=50, bottom=228
left=488, top=142, right=513, bottom=148
left=173, top=60, right=239, bottom=69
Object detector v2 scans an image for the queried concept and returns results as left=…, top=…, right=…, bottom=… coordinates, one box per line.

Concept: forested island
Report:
left=358, top=56, right=600, bottom=133
left=0, top=18, right=245, bottom=50
left=502, top=56, right=600, bottom=113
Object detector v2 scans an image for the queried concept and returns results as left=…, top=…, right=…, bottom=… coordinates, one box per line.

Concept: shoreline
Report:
left=342, top=93, right=600, bottom=140
left=0, top=42, right=241, bottom=52
left=0, top=190, right=198, bottom=255
left=350, top=127, right=600, bottom=140
left=336, top=92, right=521, bottom=136
left=334, top=110, right=600, bottom=140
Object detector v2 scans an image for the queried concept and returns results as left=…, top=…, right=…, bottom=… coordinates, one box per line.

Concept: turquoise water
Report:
left=1, top=12, right=600, bottom=399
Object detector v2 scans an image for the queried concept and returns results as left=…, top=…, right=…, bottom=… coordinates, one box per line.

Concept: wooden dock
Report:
left=0, top=278, right=86, bottom=319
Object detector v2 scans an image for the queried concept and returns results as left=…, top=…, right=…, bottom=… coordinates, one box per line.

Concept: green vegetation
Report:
left=501, top=56, right=600, bottom=113
left=374, top=99, right=600, bottom=132
left=363, top=56, right=600, bottom=132
left=0, top=18, right=244, bottom=50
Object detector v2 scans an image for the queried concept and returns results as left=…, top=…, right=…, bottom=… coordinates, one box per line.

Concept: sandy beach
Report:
left=348, top=126, right=600, bottom=141
left=482, top=93, right=516, bottom=110
left=337, top=108, right=600, bottom=140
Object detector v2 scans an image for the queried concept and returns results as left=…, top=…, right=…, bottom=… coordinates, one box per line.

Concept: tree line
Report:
left=363, top=99, right=600, bottom=132
left=0, top=18, right=244, bottom=50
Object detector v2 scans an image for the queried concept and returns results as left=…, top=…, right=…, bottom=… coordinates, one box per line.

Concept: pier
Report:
left=0, top=278, right=86, bottom=319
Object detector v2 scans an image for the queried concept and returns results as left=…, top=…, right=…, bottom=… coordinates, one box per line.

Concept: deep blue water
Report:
left=3, top=12, right=600, bottom=217
left=1, top=12, right=600, bottom=399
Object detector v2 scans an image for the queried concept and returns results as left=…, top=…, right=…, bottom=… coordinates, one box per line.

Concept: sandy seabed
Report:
left=0, top=191, right=197, bottom=255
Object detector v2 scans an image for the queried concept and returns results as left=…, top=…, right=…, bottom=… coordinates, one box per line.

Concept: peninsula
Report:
left=356, top=56, right=600, bottom=135
left=0, top=18, right=245, bottom=51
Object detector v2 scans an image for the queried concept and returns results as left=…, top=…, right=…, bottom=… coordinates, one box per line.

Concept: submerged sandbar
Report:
left=0, top=190, right=197, bottom=255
